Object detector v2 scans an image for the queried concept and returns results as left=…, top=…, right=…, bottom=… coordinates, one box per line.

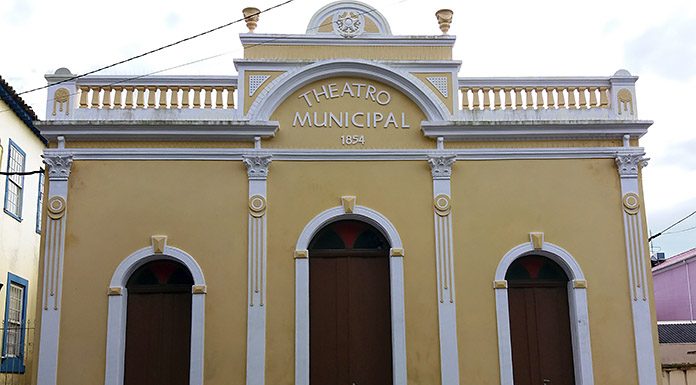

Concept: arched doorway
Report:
left=123, top=259, right=193, bottom=385
left=506, top=255, right=576, bottom=385
left=309, top=219, right=393, bottom=385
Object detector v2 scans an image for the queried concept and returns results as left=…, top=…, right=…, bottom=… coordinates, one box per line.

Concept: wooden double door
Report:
left=310, top=252, right=393, bottom=385
left=123, top=260, right=193, bottom=385
left=507, top=256, right=575, bottom=385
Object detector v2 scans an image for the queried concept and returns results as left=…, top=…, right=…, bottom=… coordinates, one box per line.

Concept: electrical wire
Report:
left=649, top=210, right=696, bottom=241
left=0, top=170, right=44, bottom=176
left=0, top=0, right=407, bottom=116
left=663, top=225, right=696, bottom=235
left=14, top=0, right=295, bottom=96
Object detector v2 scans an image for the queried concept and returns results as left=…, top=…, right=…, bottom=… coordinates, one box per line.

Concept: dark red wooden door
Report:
left=124, top=260, right=193, bottom=385
left=507, top=256, right=575, bottom=385
left=310, top=255, right=393, bottom=385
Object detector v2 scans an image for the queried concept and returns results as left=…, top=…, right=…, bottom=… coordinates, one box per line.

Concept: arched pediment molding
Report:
left=306, top=1, right=392, bottom=36
left=246, top=59, right=450, bottom=123
left=494, top=241, right=586, bottom=282
left=109, top=245, right=206, bottom=288
left=296, top=205, right=403, bottom=251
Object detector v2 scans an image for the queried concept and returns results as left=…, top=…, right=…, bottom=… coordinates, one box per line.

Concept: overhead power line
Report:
left=15, top=0, right=295, bottom=96
left=649, top=210, right=696, bottom=241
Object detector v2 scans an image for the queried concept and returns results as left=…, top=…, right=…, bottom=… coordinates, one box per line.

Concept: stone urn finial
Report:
left=243, top=7, right=261, bottom=32
left=435, top=9, right=453, bottom=34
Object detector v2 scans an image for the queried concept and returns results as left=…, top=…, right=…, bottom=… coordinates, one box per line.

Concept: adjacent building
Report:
left=0, top=75, right=46, bottom=381
left=33, top=2, right=662, bottom=385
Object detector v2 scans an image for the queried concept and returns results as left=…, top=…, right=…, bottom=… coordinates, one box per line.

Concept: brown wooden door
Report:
left=124, top=260, right=193, bottom=385
left=508, top=282, right=575, bottom=385
left=310, top=254, right=393, bottom=385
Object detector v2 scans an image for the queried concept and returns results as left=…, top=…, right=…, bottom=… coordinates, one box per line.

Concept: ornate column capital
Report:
left=615, top=153, right=648, bottom=178
left=428, top=155, right=456, bottom=180
left=243, top=154, right=272, bottom=180
left=43, top=153, right=73, bottom=181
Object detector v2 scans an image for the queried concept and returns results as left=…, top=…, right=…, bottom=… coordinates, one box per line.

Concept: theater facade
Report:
left=34, top=2, right=660, bottom=385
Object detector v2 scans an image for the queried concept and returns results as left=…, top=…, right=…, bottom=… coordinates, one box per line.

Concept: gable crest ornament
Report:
left=333, top=10, right=364, bottom=38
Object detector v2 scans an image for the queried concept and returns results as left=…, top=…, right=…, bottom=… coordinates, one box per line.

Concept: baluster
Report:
left=524, top=87, right=533, bottom=109
left=578, top=87, right=588, bottom=109
left=90, top=87, right=100, bottom=108
left=192, top=87, right=202, bottom=108
left=514, top=88, right=523, bottom=109
left=158, top=87, right=167, bottom=108
left=535, top=87, right=545, bottom=109
left=170, top=87, right=180, bottom=109
left=101, top=87, right=112, bottom=109
left=567, top=87, right=577, bottom=109
left=147, top=87, right=157, bottom=108
left=181, top=87, right=191, bottom=108
left=461, top=88, right=470, bottom=110
left=204, top=87, right=213, bottom=108
left=472, top=88, right=481, bottom=110
left=599, top=87, right=609, bottom=108
left=124, top=87, right=135, bottom=108
left=79, top=86, right=89, bottom=108
left=546, top=87, right=556, bottom=109
left=482, top=88, right=491, bottom=109
left=215, top=87, right=224, bottom=108
left=504, top=88, right=513, bottom=109
left=493, top=88, right=502, bottom=110
left=589, top=87, right=598, bottom=108
left=227, top=87, right=236, bottom=108
left=113, top=87, right=123, bottom=109
left=136, top=87, right=146, bottom=108
left=557, top=87, right=566, bottom=109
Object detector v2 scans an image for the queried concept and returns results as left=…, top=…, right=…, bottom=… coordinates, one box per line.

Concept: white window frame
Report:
left=4, top=140, right=26, bottom=221
left=104, top=244, right=206, bottom=385
left=294, top=205, right=408, bottom=385
left=494, top=241, right=595, bottom=385
left=36, top=170, right=44, bottom=233
left=1, top=273, right=28, bottom=373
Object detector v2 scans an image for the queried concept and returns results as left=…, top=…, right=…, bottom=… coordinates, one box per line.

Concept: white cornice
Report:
left=239, top=33, right=456, bottom=47
left=44, top=146, right=645, bottom=161
left=422, top=120, right=652, bottom=141
left=37, top=120, right=278, bottom=142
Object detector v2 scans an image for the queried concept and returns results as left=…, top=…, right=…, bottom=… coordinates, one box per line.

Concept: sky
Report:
left=0, top=0, right=694, bottom=258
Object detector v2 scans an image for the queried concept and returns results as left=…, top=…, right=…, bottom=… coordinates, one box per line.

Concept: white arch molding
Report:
left=246, top=59, right=451, bottom=123
left=294, top=205, right=407, bottom=385
left=494, top=242, right=595, bottom=385
left=104, top=245, right=206, bottom=385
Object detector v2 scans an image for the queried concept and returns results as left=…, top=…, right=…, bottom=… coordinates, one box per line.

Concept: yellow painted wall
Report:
left=55, top=160, right=249, bottom=385
left=0, top=99, right=44, bottom=380
left=451, top=158, right=639, bottom=385
left=244, top=45, right=452, bottom=61
left=268, top=76, right=434, bottom=149
left=266, top=161, right=441, bottom=385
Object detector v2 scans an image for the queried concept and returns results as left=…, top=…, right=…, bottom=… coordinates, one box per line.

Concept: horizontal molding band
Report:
left=422, top=120, right=652, bottom=141
left=240, top=33, right=457, bottom=47
left=38, top=120, right=278, bottom=141
left=44, top=147, right=645, bottom=161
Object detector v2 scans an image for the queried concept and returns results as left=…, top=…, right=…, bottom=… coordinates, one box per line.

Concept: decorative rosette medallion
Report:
left=434, top=194, right=452, bottom=217
left=47, top=196, right=67, bottom=220
left=249, top=195, right=267, bottom=218
left=333, top=10, right=364, bottom=38
left=622, top=193, right=640, bottom=215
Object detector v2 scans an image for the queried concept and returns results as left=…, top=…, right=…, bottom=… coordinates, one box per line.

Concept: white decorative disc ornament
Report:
left=333, top=10, right=365, bottom=38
